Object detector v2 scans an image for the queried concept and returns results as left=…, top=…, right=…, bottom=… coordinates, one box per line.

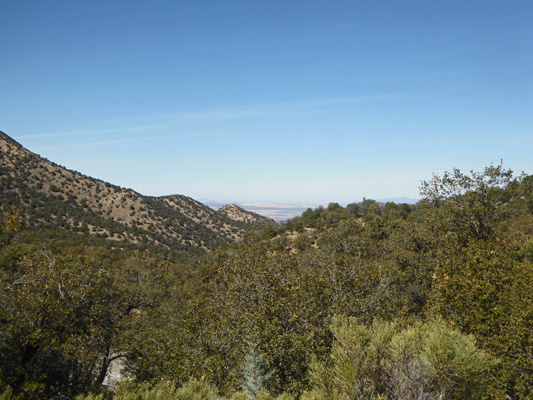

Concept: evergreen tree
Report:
left=241, top=345, right=272, bottom=398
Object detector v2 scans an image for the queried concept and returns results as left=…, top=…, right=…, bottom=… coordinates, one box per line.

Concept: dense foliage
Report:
left=1, top=164, right=532, bottom=399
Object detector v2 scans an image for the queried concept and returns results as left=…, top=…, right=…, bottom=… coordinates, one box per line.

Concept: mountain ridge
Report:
left=0, top=131, right=273, bottom=256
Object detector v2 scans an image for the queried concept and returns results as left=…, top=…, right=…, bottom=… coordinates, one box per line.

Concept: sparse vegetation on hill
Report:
left=0, top=131, right=272, bottom=259
left=218, top=204, right=273, bottom=229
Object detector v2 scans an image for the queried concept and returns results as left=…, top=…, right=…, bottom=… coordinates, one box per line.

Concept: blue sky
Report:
left=2, top=1, right=532, bottom=205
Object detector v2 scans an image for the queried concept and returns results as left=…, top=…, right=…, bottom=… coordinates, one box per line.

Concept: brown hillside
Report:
left=218, top=204, right=273, bottom=226
left=0, top=131, right=272, bottom=255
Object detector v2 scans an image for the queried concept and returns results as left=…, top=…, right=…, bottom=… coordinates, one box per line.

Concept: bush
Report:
left=303, top=317, right=497, bottom=400
left=111, top=381, right=178, bottom=400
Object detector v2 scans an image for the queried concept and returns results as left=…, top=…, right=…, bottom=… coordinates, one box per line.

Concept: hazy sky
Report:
left=2, top=1, right=532, bottom=205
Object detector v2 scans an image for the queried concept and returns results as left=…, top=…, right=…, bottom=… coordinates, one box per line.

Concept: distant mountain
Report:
left=217, top=204, right=274, bottom=224
left=200, top=199, right=235, bottom=211
left=0, top=131, right=273, bottom=256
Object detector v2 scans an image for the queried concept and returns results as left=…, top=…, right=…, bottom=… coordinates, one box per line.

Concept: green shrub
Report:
left=303, top=317, right=497, bottom=400
left=112, top=381, right=177, bottom=400
left=174, top=379, right=218, bottom=400
left=0, top=386, right=13, bottom=400
left=75, top=392, right=105, bottom=400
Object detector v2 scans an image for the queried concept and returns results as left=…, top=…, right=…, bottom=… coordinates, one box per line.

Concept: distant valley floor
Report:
left=240, top=203, right=312, bottom=222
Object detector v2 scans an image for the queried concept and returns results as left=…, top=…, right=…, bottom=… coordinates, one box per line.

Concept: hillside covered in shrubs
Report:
left=0, top=131, right=273, bottom=260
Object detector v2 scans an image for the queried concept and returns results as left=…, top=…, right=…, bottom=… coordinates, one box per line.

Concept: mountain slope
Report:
left=0, top=131, right=273, bottom=255
left=217, top=204, right=274, bottom=226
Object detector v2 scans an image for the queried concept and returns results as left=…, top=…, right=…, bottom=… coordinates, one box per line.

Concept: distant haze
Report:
left=240, top=204, right=313, bottom=222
